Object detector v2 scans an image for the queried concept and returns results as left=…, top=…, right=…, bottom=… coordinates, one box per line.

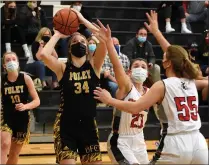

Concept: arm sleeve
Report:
left=147, top=42, right=156, bottom=64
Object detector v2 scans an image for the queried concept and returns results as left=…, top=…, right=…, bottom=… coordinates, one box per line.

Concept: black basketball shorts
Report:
left=54, top=112, right=102, bottom=163
left=0, top=110, right=30, bottom=144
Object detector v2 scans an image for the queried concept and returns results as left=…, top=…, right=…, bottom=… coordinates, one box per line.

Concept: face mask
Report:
left=6, top=61, right=19, bottom=72
left=8, top=8, right=16, bottom=13
left=114, top=45, right=120, bottom=55
left=88, top=44, right=96, bottom=53
left=42, top=36, right=50, bottom=43
left=73, top=5, right=81, bottom=12
left=71, top=42, right=86, bottom=58
left=137, top=36, right=147, bottom=43
left=131, top=68, right=148, bottom=83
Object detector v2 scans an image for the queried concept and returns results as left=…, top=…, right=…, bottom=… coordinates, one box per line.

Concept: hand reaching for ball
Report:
left=92, top=19, right=112, bottom=43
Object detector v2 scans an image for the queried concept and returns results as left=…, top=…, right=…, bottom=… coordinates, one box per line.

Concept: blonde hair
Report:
left=35, top=27, right=52, bottom=42
left=166, top=45, right=199, bottom=79
left=87, top=37, right=98, bottom=46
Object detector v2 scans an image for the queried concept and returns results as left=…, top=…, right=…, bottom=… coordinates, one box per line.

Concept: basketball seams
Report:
left=63, top=8, right=72, bottom=34
left=53, top=8, right=79, bottom=35
left=53, top=19, right=64, bottom=31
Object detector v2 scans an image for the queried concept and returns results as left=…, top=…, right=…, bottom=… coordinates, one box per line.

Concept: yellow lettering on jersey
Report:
left=73, top=72, right=78, bottom=80
left=77, top=72, right=82, bottom=81
left=86, top=70, right=91, bottom=79
left=4, top=85, right=24, bottom=95
left=69, top=70, right=91, bottom=81
left=82, top=71, right=87, bottom=79
left=69, top=72, right=73, bottom=81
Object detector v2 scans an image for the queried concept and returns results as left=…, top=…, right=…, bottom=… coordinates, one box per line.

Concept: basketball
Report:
left=53, top=8, right=79, bottom=35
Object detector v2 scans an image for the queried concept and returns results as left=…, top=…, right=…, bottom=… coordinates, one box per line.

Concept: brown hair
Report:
left=2, top=52, right=20, bottom=72
left=166, top=45, right=199, bottom=79
left=67, top=32, right=89, bottom=62
left=4, top=1, right=16, bottom=20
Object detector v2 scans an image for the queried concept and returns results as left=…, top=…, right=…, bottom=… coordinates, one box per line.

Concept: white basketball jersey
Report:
left=162, top=77, right=201, bottom=134
left=118, top=86, right=148, bottom=135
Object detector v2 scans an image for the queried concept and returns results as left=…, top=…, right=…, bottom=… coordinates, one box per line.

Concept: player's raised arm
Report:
left=39, top=30, right=67, bottom=81
left=144, top=10, right=170, bottom=53
left=94, top=81, right=164, bottom=114
left=93, top=20, right=132, bottom=94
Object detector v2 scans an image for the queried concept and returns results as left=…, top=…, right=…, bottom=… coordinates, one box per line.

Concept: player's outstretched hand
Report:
left=15, top=103, right=28, bottom=111
left=144, top=10, right=159, bottom=34
left=94, top=87, right=112, bottom=105
left=92, top=19, right=111, bottom=43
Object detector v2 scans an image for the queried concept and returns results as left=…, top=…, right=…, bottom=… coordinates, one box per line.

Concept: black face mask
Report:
left=8, top=8, right=16, bottom=13
left=71, top=42, right=86, bottom=58
left=42, top=36, right=50, bottom=43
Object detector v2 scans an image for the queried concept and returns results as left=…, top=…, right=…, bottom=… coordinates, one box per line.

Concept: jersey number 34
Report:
left=174, top=96, right=198, bottom=121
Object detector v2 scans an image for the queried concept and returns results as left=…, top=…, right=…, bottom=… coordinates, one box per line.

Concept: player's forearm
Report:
left=202, top=85, right=208, bottom=101
left=107, top=97, right=141, bottom=114
left=40, top=34, right=60, bottom=59
left=82, top=18, right=98, bottom=33
left=25, top=99, right=40, bottom=110
left=152, top=30, right=170, bottom=53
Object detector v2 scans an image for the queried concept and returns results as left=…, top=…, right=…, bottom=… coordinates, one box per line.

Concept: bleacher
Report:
left=1, top=1, right=208, bottom=144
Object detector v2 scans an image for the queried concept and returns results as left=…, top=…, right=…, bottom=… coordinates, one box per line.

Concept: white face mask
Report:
left=73, top=5, right=81, bottom=12
left=131, top=67, right=148, bottom=83
left=6, top=61, right=19, bottom=72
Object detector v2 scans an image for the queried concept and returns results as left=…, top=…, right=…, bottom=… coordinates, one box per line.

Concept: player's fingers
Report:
left=146, top=12, right=152, bottom=23
left=93, top=90, right=100, bottom=96
left=95, top=87, right=103, bottom=92
left=94, top=96, right=101, bottom=100
left=97, top=19, right=107, bottom=31
left=92, top=22, right=100, bottom=30
left=144, top=22, right=150, bottom=31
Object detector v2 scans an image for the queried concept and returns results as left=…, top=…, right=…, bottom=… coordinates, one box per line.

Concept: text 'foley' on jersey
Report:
left=58, top=61, right=100, bottom=118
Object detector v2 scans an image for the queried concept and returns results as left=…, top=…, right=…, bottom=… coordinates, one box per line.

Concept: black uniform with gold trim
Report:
left=54, top=61, right=101, bottom=163
left=1, top=73, right=30, bottom=144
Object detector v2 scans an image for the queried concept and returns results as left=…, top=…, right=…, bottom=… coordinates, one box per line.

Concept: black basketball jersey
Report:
left=1, top=73, right=29, bottom=114
left=59, top=61, right=100, bottom=118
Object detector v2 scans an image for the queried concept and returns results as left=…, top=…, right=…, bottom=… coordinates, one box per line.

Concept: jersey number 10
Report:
left=174, top=96, right=198, bottom=121
left=11, top=95, right=21, bottom=104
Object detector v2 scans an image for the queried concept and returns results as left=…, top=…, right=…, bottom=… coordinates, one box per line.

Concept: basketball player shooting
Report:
left=94, top=10, right=208, bottom=164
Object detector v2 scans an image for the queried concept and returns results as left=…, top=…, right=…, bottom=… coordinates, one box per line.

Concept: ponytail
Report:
left=182, top=58, right=199, bottom=80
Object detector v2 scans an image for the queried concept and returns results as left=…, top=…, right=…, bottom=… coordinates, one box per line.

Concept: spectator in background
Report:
left=199, top=29, right=209, bottom=77
left=183, top=1, right=209, bottom=31
left=102, top=37, right=130, bottom=97
left=158, top=2, right=191, bottom=33
left=1, top=1, right=31, bottom=57
left=25, top=27, right=59, bottom=90
left=122, top=27, right=161, bottom=83
left=187, top=42, right=203, bottom=77
left=87, top=37, right=98, bottom=58
left=71, top=1, right=92, bottom=39
left=17, top=1, right=48, bottom=45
